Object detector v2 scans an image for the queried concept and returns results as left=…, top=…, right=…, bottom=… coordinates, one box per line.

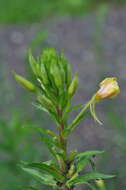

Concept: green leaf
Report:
left=26, top=162, right=65, bottom=181
left=40, top=136, right=61, bottom=149
left=62, top=111, right=89, bottom=136
left=38, top=127, right=58, bottom=138
left=68, top=172, right=115, bottom=186
left=41, top=139, right=58, bottom=160
left=76, top=150, right=104, bottom=159
left=76, top=156, right=90, bottom=172
left=21, top=167, right=56, bottom=186
left=76, top=150, right=104, bottom=172
left=63, top=104, right=83, bottom=120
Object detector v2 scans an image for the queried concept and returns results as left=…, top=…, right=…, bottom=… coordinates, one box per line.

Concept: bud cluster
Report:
left=14, top=48, right=79, bottom=113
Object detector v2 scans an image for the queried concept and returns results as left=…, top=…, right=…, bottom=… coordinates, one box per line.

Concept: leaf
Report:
left=40, top=136, right=61, bottom=149
left=63, top=104, right=83, bottom=120
left=38, top=127, right=58, bottom=138
left=26, top=162, right=65, bottom=181
left=76, top=156, right=90, bottom=172
left=41, top=139, right=58, bottom=160
left=62, top=111, right=89, bottom=136
left=76, top=150, right=104, bottom=172
left=76, top=150, right=104, bottom=159
left=68, top=172, right=115, bottom=186
left=21, top=167, right=56, bottom=186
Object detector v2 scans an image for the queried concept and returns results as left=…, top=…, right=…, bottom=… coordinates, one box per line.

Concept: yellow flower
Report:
left=95, top=77, right=120, bottom=100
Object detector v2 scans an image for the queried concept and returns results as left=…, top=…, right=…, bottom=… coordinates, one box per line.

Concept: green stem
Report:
left=63, top=97, right=94, bottom=136
left=56, top=107, right=72, bottom=190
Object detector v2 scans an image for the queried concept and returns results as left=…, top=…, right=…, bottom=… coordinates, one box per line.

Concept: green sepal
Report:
left=21, top=167, right=56, bottom=186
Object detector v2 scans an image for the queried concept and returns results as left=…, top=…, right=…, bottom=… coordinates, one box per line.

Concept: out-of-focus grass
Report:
left=0, top=112, right=49, bottom=190
left=0, top=0, right=125, bottom=23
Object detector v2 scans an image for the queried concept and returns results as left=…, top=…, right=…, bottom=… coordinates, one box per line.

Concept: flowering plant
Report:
left=14, top=48, right=120, bottom=190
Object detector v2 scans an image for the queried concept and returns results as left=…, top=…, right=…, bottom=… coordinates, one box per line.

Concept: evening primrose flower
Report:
left=95, top=77, right=120, bottom=100
left=89, top=77, right=120, bottom=125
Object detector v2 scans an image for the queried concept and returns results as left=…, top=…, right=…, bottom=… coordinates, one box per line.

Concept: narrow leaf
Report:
left=38, top=127, right=58, bottom=138
left=21, top=167, right=56, bottom=186
left=63, top=104, right=83, bottom=120
left=76, top=150, right=104, bottom=159
left=26, top=162, right=65, bottom=181
left=62, top=111, right=89, bottom=136
left=76, top=150, right=104, bottom=172
left=68, top=172, right=115, bottom=186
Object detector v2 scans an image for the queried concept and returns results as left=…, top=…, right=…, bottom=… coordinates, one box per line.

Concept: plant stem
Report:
left=57, top=107, right=72, bottom=190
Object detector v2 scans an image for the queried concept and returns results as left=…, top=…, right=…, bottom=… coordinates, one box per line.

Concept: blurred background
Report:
left=0, top=0, right=126, bottom=189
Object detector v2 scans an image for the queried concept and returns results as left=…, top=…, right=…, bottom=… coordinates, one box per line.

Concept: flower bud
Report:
left=40, top=63, right=50, bottom=85
left=67, top=163, right=76, bottom=178
left=95, top=77, right=120, bottom=100
left=95, top=179, right=106, bottom=190
left=50, top=62, right=63, bottom=89
left=13, top=72, right=35, bottom=92
left=28, top=49, right=38, bottom=75
left=37, top=95, right=53, bottom=108
left=68, top=73, right=79, bottom=96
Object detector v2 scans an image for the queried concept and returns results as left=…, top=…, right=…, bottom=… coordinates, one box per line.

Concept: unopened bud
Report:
left=95, top=77, right=120, bottom=100
left=13, top=72, right=35, bottom=92
left=68, top=73, right=79, bottom=96
left=40, top=63, right=49, bottom=85
left=50, top=62, right=63, bottom=88
left=67, top=163, right=75, bottom=178
left=28, top=49, right=38, bottom=75
left=95, top=179, right=106, bottom=190
left=37, top=95, right=53, bottom=108
left=66, top=64, right=72, bottom=88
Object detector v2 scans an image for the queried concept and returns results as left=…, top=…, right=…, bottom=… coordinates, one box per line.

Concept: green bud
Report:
left=68, top=73, right=79, bottom=96
left=67, top=163, right=75, bottom=178
left=66, top=63, right=72, bottom=87
left=95, top=179, right=106, bottom=190
left=28, top=49, right=38, bottom=75
left=13, top=72, right=35, bottom=92
left=60, top=53, right=72, bottom=87
left=37, top=95, right=53, bottom=108
left=50, top=62, right=63, bottom=89
left=40, top=63, right=49, bottom=85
